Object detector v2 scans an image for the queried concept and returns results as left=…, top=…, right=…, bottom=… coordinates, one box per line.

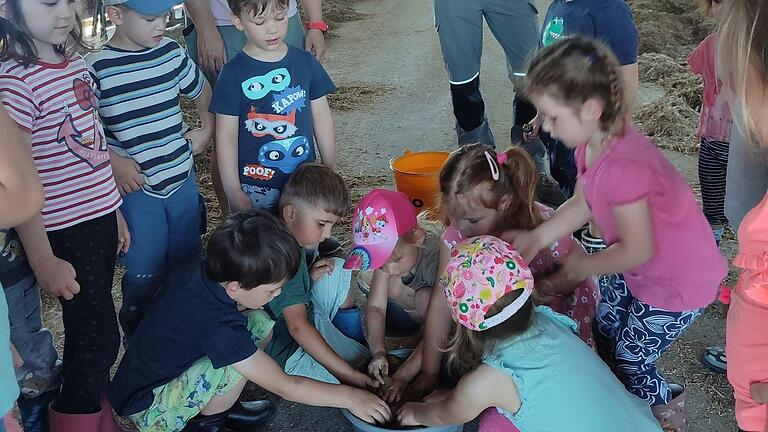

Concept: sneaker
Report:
left=701, top=346, right=727, bottom=374
left=318, top=236, right=342, bottom=257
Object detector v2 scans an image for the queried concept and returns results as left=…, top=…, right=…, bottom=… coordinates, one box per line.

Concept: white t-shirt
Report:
left=209, top=0, right=297, bottom=27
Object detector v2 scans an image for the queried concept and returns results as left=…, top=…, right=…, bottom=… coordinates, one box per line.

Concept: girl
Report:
left=0, top=0, right=128, bottom=430
left=397, top=235, right=662, bottom=431
left=689, top=0, right=733, bottom=245
left=342, top=188, right=441, bottom=384
left=716, top=0, right=768, bottom=430
left=387, top=144, right=600, bottom=405
left=513, top=37, right=727, bottom=430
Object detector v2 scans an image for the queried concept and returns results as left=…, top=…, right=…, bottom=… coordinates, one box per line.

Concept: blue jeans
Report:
left=119, top=175, right=203, bottom=342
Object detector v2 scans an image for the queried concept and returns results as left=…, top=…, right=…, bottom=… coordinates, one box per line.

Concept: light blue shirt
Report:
left=0, top=283, right=20, bottom=415
left=484, top=306, right=662, bottom=432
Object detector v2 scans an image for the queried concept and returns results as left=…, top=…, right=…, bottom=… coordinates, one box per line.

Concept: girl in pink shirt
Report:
left=688, top=0, right=733, bottom=244
left=514, top=37, right=727, bottom=431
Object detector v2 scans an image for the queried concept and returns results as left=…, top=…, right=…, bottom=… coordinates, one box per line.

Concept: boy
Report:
left=86, top=0, right=214, bottom=341
left=109, top=210, right=391, bottom=432
left=210, top=0, right=336, bottom=214
left=265, top=164, right=374, bottom=387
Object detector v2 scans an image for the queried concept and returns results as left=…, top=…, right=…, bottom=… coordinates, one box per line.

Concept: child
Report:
left=109, top=210, right=391, bottom=431
left=689, top=0, right=733, bottom=245
left=397, top=235, right=662, bottom=431
left=264, top=164, right=375, bottom=387
left=717, top=1, right=768, bottom=430
left=210, top=0, right=336, bottom=213
left=86, top=0, right=214, bottom=342
left=2, top=228, right=61, bottom=431
left=0, top=0, right=128, bottom=428
left=387, top=145, right=600, bottom=404
left=342, top=188, right=441, bottom=384
left=514, top=37, right=728, bottom=430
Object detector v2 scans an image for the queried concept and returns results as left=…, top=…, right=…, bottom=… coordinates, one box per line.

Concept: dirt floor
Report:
left=37, top=0, right=739, bottom=430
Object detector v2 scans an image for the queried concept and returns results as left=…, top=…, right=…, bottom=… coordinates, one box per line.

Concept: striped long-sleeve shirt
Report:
left=86, top=38, right=205, bottom=198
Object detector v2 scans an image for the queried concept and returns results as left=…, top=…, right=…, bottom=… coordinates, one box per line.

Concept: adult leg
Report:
left=725, top=127, right=768, bottom=231
left=434, top=0, right=493, bottom=146
left=284, top=13, right=306, bottom=50
left=119, top=192, right=169, bottom=344
left=48, top=213, right=119, bottom=414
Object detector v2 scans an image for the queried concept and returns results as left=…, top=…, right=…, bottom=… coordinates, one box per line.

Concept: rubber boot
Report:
left=478, top=407, right=521, bottom=431
left=17, top=386, right=58, bottom=432
left=651, top=383, right=687, bottom=432
left=99, top=393, right=122, bottom=432
left=182, top=411, right=233, bottom=432
left=49, top=405, right=103, bottom=432
left=331, top=307, right=366, bottom=345
left=456, top=117, right=496, bottom=148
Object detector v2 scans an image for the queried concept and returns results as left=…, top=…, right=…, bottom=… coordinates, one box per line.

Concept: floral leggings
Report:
left=593, top=273, right=701, bottom=406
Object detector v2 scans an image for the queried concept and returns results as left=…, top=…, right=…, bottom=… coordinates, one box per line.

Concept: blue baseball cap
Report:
left=105, top=0, right=183, bottom=17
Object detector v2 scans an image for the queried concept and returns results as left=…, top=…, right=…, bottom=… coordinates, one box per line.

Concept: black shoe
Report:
left=225, top=400, right=276, bottom=430
left=17, top=386, right=59, bottom=432
left=318, top=237, right=342, bottom=257
left=182, top=411, right=233, bottom=432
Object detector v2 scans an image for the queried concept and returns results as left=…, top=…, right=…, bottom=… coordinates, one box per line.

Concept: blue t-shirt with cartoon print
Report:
left=540, top=0, right=638, bottom=65
left=210, top=47, right=335, bottom=191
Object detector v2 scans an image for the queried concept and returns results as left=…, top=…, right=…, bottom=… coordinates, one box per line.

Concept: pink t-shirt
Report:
left=209, top=0, right=297, bottom=26
left=575, top=125, right=727, bottom=311
left=733, top=194, right=768, bottom=305
left=0, top=56, right=121, bottom=231
left=688, top=33, right=733, bottom=143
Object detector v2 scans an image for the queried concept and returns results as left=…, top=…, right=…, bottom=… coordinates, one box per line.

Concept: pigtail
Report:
left=593, top=47, right=626, bottom=136
left=497, top=147, right=540, bottom=231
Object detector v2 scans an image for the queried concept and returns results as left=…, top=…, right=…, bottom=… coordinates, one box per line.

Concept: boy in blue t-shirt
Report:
left=210, top=0, right=336, bottom=214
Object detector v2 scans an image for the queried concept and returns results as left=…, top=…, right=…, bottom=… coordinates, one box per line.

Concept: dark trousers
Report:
left=48, top=212, right=120, bottom=414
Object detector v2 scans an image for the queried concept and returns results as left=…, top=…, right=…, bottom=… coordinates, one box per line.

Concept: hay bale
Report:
left=635, top=95, right=699, bottom=154
left=663, top=73, right=704, bottom=110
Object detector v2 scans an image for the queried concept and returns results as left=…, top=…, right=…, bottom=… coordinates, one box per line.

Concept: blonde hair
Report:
left=697, top=0, right=715, bottom=17
left=446, top=290, right=534, bottom=372
left=522, top=37, right=627, bottom=137
left=439, top=144, right=541, bottom=233
left=717, top=0, right=768, bottom=139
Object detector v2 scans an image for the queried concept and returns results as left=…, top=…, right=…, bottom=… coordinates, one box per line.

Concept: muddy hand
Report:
left=368, top=353, right=390, bottom=385
left=397, top=402, right=422, bottom=427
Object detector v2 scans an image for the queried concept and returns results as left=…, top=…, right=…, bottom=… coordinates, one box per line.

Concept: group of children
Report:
left=0, top=0, right=767, bottom=430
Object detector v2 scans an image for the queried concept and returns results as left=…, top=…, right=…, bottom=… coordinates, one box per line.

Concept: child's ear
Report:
left=281, top=203, right=297, bottom=225
left=580, top=97, right=605, bottom=123
left=498, top=194, right=514, bottom=212
left=105, top=6, right=123, bottom=25
left=231, top=13, right=244, bottom=31
left=410, top=227, right=427, bottom=246
left=223, top=281, right=241, bottom=301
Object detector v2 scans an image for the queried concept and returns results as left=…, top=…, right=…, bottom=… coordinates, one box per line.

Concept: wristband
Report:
left=305, top=21, right=329, bottom=33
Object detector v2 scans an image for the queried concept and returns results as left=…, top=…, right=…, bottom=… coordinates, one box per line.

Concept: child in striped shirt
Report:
left=0, top=0, right=126, bottom=428
left=86, top=0, right=214, bottom=342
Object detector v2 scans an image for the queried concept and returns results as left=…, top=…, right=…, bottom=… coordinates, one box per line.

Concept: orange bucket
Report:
left=390, top=149, right=450, bottom=215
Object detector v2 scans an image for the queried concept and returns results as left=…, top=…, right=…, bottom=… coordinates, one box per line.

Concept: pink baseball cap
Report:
left=343, top=189, right=418, bottom=271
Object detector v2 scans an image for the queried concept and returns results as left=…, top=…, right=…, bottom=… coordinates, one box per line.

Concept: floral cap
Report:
left=441, top=235, right=534, bottom=331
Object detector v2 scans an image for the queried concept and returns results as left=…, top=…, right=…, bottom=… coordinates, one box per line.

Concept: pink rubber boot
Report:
left=478, top=407, right=521, bottom=432
left=99, top=393, right=122, bottom=432
left=49, top=406, right=102, bottom=432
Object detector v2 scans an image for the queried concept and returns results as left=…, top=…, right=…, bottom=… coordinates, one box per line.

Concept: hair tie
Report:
left=484, top=151, right=500, bottom=181
left=496, top=152, right=508, bottom=165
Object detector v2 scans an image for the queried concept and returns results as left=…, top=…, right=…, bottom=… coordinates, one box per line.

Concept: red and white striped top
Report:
left=0, top=56, right=121, bottom=231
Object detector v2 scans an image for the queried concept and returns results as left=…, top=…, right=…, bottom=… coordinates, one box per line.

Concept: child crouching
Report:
left=108, top=210, right=390, bottom=431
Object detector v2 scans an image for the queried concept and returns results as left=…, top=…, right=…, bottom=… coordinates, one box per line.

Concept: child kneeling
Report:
left=398, top=236, right=662, bottom=431
left=108, top=210, right=390, bottom=432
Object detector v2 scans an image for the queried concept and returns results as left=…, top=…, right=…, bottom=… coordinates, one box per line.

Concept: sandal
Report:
left=700, top=346, right=727, bottom=374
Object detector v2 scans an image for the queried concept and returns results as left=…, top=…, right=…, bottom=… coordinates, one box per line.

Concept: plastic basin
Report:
left=390, top=150, right=450, bottom=216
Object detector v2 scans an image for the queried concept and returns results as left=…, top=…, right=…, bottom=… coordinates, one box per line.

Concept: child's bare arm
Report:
left=511, top=185, right=592, bottom=262
left=366, top=270, right=391, bottom=383
left=398, top=364, right=520, bottom=426
left=282, top=304, right=376, bottom=389
left=0, top=109, right=42, bottom=227
left=562, top=198, right=654, bottom=282
left=233, top=350, right=391, bottom=424
left=215, top=114, right=250, bottom=212
left=310, top=97, right=336, bottom=170
left=186, top=81, right=214, bottom=155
